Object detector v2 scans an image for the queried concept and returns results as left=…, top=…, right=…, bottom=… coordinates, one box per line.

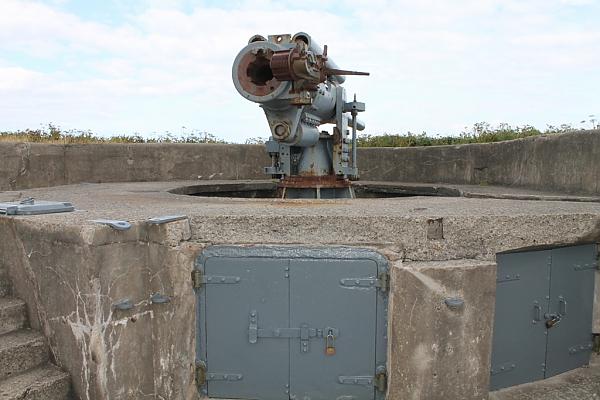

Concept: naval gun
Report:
left=232, top=32, right=368, bottom=199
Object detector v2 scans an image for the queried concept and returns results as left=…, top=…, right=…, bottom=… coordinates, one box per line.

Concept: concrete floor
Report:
left=490, top=354, right=600, bottom=400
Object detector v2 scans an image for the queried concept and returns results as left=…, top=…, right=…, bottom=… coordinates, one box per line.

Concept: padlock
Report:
left=545, top=313, right=561, bottom=329
left=325, top=330, right=336, bottom=356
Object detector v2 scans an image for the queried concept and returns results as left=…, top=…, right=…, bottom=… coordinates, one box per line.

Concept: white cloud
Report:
left=0, top=0, right=598, bottom=139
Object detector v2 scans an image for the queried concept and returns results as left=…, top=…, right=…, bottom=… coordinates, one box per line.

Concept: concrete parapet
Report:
left=0, top=143, right=269, bottom=191
left=1, top=130, right=599, bottom=196
left=359, top=130, right=600, bottom=195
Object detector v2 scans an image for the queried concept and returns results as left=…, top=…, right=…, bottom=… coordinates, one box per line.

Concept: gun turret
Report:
left=232, top=33, right=368, bottom=199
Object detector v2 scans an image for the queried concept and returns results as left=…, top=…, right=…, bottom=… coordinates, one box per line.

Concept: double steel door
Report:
left=490, top=244, right=597, bottom=390
left=194, top=246, right=388, bottom=400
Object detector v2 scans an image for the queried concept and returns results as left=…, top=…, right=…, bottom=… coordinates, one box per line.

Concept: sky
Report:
left=0, top=0, right=599, bottom=142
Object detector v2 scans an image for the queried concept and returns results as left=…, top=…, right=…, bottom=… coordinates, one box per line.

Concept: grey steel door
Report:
left=203, top=257, right=290, bottom=400
left=545, top=245, right=597, bottom=378
left=490, top=250, right=550, bottom=391
left=490, top=244, right=597, bottom=391
left=289, top=258, right=378, bottom=400
left=195, top=246, right=389, bottom=400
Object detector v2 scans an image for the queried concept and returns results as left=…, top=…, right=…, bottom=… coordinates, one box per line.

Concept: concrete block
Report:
left=388, top=260, right=496, bottom=400
left=0, top=298, right=27, bottom=335
left=0, top=330, right=48, bottom=379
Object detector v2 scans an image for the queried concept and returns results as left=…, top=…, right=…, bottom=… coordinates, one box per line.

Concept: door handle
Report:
left=558, top=296, right=567, bottom=316
left=533, top=302, right=541, bottom=323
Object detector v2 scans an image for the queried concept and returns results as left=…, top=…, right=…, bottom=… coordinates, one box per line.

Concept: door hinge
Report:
left=195, top=361, right=207, bottom=387
left=191, top=270, right=203, bottom=289
left=191, top=269, right=241, bottom=289
left=377, top=271, right=390, bottom=293
left=374, top=366, right=387, bottom=393
left=338, top=376, right=373, bottom=386
left=339, top=271, right=390, bottom=292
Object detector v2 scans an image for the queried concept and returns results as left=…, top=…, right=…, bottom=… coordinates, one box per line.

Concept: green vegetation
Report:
left=0, top=124, right=226, bottom=144
left=0, top=121, right=596, bottom=147
left=356, top=122, right=578, bottom=147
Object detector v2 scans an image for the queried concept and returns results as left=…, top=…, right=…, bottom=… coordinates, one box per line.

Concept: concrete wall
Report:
left=2, top=130, right=600, bottom=195
left=0, top=142, right=269, bottom=191
left=0, top=215, right=498, bottom=400
left=0, top=217, right=201, bottom=400
left=359, top=130, right=600, bottom=195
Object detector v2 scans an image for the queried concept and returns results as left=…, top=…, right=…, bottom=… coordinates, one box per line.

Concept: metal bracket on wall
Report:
left=146, top=215, right=187, bottom=225
left=0, top=199, right=75, bottom=215
left=91, top=219, right=132, bottom=231
left=191, top=270, right=241, bottom=289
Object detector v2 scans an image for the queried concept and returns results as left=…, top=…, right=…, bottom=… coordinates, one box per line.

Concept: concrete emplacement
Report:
left=0, top=153, right=599, bottom=400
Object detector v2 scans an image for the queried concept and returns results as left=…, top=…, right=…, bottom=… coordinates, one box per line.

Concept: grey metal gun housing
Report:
left=232, top=33, right=368, bottom=199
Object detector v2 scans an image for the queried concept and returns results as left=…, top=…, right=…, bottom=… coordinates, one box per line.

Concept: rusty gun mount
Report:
left=232, top=32, right=368, bottom=199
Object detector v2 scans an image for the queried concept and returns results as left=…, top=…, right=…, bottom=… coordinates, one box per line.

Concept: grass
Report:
left=0, top=124, right=226, bottom=144
left=0, top=122, right=595, bottom=147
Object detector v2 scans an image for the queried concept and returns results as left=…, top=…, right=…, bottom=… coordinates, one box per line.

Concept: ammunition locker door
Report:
left=490, top=244, right=597, bottom=391
left=545, top=245, right=597, bottom=378
left=289, top=258, right=378, bottom=400
left=490, top=250, right=550, bottom=391
left=203, top=257, right=290, bottom=400
left=195, top=247, right=388, bottom=400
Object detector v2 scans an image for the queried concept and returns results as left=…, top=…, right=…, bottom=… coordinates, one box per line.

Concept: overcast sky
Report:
left=1, top=0, right=599, bottom=142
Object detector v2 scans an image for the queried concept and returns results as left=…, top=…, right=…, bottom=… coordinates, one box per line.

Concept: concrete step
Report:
left=0, top=364, right=71, bottom=400
left=0, top=297, right=27, bottom=335
left=0, top=330, right=48, bottom=380
left=0, top=271, right=11, bottom=298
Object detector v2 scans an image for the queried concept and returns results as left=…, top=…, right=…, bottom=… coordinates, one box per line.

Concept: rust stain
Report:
left=278, top=175, right=352, bottom=189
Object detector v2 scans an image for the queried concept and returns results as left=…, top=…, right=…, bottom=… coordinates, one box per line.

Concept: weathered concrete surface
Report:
left=0, top=297, right=27, bottom=335
left=389, top=260, right=495, bottom=400
left=0, top=330, right=48, bottom=379
left=2, top=130, right=599, bottom=196
left=0, top=143, right=269, bottom=191
left=360, top=130, right=600, bottom=196
left=1, top=181, right=598, bottom=261
left=353, top=181, right=600, bottom=203
left=0, top=364, right=71, bottom=400
left=0, top=181, right=598, bottom=400
left=489, top=354, right=600, bottom=400
left=0, top=216, right=201, bottom=400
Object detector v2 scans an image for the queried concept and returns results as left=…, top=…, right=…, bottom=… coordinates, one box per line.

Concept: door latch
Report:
left=325, top=329, right=336, bottom=356
left=247, top=311, right=338, bottom=354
